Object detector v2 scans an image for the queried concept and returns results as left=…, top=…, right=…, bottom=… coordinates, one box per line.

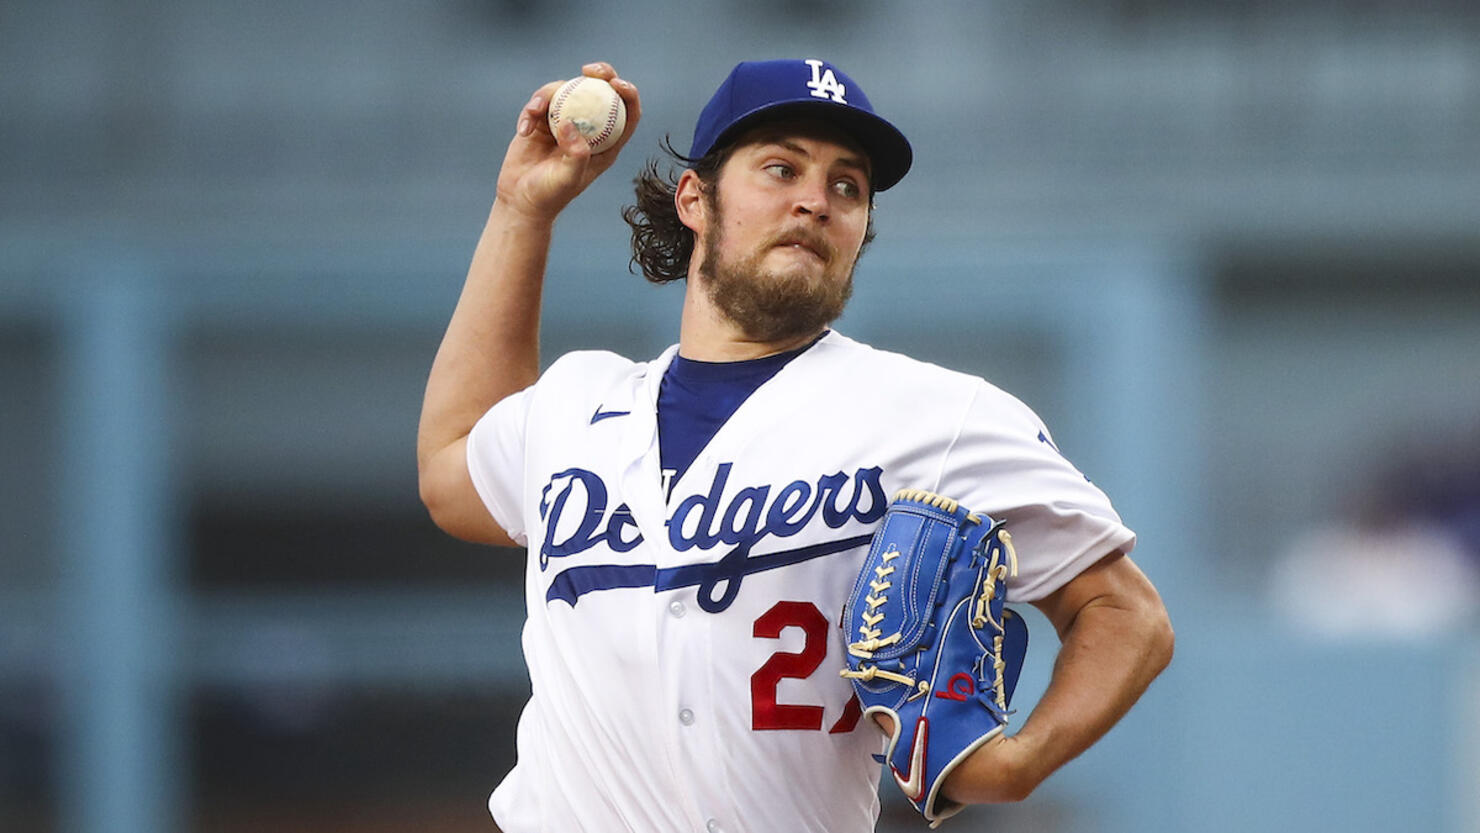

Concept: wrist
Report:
left=941, top=733, right=1042, bottom=805
left=490, top=195, right=563, bottom=229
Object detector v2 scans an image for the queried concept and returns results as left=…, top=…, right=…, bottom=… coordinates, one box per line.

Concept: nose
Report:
left=792, top=176, right=831, bottom=222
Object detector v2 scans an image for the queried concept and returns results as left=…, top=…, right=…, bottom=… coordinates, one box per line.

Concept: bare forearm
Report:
left=1007, top=601, right=1171, bottom=787
left=944, top=555, right=1173, bottom=804
left=417, top=201, right=554, bottom=471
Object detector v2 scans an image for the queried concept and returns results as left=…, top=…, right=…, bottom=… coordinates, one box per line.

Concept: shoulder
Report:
left=816, top=331, right=980, bottom=384
left=529, top=349, right=653, bottom=401
left=520, top=347, right=670, bottom=421
left=542, top=349, right=644, bottom=382
left=819, top=332, right=1056, bottom=458
left=817, top=331, right=1010, bottom=405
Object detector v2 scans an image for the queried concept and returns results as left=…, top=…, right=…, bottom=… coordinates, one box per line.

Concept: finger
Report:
left=610, top=76, right=641, bottom=125
left=516, top=80, right=565, bottom=139
left=873, top=712, right=897, bottom=736
left=581, top=61, right=616, bottom=81
left=606, top=75, right=642, bottom=153
left=552, top=117, right=593, bottom=162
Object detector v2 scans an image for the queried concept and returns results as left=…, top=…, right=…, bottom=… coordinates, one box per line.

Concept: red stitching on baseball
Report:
left=552, top=83, right=573, bottom=118
left=596, top=94, right=617, bottom=145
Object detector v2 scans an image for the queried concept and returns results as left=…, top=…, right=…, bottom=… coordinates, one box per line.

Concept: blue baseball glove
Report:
left=840, top=489, right=1029, bottom=827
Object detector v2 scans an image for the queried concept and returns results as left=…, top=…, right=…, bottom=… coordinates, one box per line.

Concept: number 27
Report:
left=750, top=600, right=862, bottom=733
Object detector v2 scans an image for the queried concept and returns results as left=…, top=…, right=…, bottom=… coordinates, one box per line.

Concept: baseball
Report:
left=547, top=76, right=627, bottom=154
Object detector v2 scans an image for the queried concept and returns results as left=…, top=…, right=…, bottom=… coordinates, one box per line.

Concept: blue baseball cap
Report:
left=688, top=59, right=913, bottom=192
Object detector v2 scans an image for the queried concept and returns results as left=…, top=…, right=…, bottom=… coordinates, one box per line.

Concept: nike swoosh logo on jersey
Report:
left=590, top=406, right=631, bottom=424
left=891, top=716, right=930, bottom=802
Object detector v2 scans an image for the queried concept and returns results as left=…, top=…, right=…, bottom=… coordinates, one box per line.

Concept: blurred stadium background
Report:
left=3, top=1, right=1479, bottom=831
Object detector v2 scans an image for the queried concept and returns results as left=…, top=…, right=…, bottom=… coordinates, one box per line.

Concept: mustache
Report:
left=765, top=228, right=835, bottom=262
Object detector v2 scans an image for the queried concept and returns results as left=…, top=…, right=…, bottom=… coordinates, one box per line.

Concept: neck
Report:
left=677, top=280, right=824, bottom=361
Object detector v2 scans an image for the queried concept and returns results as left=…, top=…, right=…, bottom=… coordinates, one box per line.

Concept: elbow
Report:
left=1121, top=564, right=1175, bottom=676
left=418, top=473, right=459, bottom=537
left=418, top=463, right=472, bottom=540
left=417, top=441, right=470, bottom=539
left=420, top=487, right=492, bottom=544
left=418, top=459, right=512, bottom=547
left=1144, top=603, right=1175, bottom=676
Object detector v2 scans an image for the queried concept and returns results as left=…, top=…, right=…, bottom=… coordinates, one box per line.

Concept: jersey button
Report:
left=678, top=708, right=695, bottom=726
left=669, top=600, right=686, bottom=618
left=706, top=819, right=722, bottom=833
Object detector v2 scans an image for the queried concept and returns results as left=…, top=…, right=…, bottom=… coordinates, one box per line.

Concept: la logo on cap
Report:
left=804, top=59, right=848, bottom=104
left=688, top=58, right=913, bottom=190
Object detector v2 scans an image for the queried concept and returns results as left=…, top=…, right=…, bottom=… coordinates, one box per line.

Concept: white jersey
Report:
left=466, top=330, right=1135, bottom=833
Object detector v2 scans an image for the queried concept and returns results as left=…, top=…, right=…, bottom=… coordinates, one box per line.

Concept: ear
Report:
left=675, top=169, right=707, bottom=235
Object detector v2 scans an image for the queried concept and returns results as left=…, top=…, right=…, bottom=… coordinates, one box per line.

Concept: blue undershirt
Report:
left=656, top=337, right=821, bottom=489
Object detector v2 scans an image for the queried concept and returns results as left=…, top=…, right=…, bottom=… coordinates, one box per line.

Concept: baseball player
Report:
left=418, top=58, right=1173, bottom=832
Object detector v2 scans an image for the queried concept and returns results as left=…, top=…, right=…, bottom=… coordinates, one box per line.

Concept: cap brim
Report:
left=706, top=100, right=914, bottom=192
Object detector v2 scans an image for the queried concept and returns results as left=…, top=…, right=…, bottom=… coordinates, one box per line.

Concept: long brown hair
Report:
left=621, top=137, right=729, bottom=284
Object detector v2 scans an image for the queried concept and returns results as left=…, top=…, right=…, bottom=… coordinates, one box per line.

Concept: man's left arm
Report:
left=943, top=551, right=1174, bottom=804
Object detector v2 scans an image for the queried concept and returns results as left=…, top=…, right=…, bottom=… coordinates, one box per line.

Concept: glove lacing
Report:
left=841, top=544, right=926, bottom=696
left=972, top=525, right=1018, bottom=711
left=840, top=491, right=1019, bottom=706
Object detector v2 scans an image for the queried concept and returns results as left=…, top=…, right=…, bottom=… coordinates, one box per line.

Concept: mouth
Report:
left=772, top=235, right=830, bottom=263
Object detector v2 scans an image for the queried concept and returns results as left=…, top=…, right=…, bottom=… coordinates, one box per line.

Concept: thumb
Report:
left=544, top=117, right=596, bottom=190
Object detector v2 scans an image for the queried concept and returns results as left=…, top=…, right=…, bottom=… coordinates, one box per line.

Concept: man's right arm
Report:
left=417, top=62, right=641, bottom=545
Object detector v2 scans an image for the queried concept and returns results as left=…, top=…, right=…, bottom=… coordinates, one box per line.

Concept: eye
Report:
left=832, top=178, right=862, bottom=200
left=764, top=162, right=796, bottom=180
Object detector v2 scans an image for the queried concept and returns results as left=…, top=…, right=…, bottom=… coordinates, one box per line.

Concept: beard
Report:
left=697, top=209, right=857, bottom=344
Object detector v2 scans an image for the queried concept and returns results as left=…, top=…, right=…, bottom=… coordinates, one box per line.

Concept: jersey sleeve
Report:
left=466, top=387, right=534, bottom=546
left=942, top=381, right=1137, bottom=603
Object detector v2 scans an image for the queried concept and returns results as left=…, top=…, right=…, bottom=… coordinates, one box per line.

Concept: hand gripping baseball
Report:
left=496, top=62, right=641, bottom=222
left=840, top=490, right=1029, bottom=827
